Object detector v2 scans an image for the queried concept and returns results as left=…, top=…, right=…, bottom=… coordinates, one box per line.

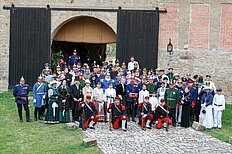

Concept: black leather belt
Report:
left=214, top=104, right=222, bottom=107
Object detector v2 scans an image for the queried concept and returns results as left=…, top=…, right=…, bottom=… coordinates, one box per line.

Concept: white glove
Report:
left=33, top=99, right=36, bottom=103
left=42, top=95, right=46, bottom=99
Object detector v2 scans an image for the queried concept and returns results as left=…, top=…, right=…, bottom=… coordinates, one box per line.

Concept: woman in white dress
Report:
left=200, top=86, right=214, bottom=129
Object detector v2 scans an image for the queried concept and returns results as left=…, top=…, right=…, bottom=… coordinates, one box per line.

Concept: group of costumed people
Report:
left=13, top=50, right=226, bottom=131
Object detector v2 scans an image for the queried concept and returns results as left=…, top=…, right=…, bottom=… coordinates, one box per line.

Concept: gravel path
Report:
left=83, top=122, right=232, bottom=154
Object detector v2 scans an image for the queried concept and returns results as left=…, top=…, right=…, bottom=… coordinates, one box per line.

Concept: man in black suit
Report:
left=195, top=77, right=205, bottom=122
left=116, top=77, right=127, bottom=106
left=70, top=76, right=83, bottom=122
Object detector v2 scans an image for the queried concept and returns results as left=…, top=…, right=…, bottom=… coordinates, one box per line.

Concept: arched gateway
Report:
left=52, top=16, right=116, bottom=65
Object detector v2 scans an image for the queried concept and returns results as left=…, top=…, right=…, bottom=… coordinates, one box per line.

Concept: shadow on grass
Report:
left=0, top=92, right=102, bottom=154
left=204, top=104, right=232, bottom=143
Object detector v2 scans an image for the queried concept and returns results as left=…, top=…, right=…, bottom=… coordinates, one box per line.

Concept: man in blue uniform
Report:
left=188, top=78, right=197, bottom=125
left=13, top=77, right=31, bottom=122
left=126, top=77, right=140, bottom=122
left=68, top=49, right=81, bottom=70
left=33, top=75, right=47, bottom=121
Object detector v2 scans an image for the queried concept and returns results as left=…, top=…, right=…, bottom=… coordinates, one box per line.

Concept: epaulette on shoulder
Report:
left=138, top=103, right=142, bottom=107
left=109, top=103, right=113, bottom=107
left=24, top=84, right=29, bottom=86
left=15, top=84, right=20, bottom=87
left=69, top=56, right=71, bottom=58
left=121, top=105, right=126, bottom=111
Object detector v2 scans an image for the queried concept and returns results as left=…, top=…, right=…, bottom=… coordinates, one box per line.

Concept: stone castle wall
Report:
left=0, top=0, right=232, bottom=102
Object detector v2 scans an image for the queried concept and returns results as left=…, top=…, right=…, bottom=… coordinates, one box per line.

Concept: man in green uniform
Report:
left=164, top=80, right=179, bottom=127
left=146, top=77, right=158, bottom=94
left=166, top=68, right=174, bottom=81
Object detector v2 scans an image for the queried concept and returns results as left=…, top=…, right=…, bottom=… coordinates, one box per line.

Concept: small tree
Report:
left=51, top=50, right=63, bottom=71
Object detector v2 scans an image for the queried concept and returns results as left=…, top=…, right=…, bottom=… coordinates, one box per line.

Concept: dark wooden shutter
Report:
left=116, top=9, right=160, bottom=70
left=9, top=7, right=51, bottom=89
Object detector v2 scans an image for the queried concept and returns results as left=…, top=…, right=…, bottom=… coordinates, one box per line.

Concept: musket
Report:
left=166, top=103, right=169, bottom=132
left=109, top=103, right=112, bottom=131
left=109, top=96, right=114, bottom=131
left=82, top=103, right=85, bottom=130
left=141, top=96, right=146, bottom=130
left=166, top=91, right=172, bottom=132
left=141, top=102, right=146, bottom=130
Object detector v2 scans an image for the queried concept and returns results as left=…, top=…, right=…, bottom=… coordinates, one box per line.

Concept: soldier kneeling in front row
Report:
left=78, top=95, right=99, bottom=130
left=108, top=96, right=127, bottom=131
left=155, top=98, right=172, bottom=129
left=137, top=95, right=153, bottom=129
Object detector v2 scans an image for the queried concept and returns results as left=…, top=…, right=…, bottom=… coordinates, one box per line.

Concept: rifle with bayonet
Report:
left=82, top=103, right=86, bottom=130
left=108, top=96, right=114, bottom=131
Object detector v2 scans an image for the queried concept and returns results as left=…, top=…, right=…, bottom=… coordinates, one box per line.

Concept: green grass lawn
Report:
left=0, top=92, right=102, bottom=154
left=204, top=104, right=232, bottom=142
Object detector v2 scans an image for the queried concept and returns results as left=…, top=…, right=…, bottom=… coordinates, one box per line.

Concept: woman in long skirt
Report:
left=181, top=87, right=192, bottom=128
left=200, top=86, right=214, bottom=129
left=45, top=81, right=59, bottom=124
left=58, top=79, right=70, bottom=123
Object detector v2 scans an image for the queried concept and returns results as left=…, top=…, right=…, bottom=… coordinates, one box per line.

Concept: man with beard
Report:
left=101, top=73, right=114, bottom=90
left=70, top=77, right=83, bottom=122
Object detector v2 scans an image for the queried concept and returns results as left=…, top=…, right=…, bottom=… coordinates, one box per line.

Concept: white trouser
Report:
left=122, top=120, right=126, bottom=130
left=98, top=102, right=104, bottom=113
left=213, top=110, right=222, bottom=128
left=146, top=120, right=151, bottom=127
left=89, top=120, right=95, bottom=127
left=176, top=105, right=182, bottom=123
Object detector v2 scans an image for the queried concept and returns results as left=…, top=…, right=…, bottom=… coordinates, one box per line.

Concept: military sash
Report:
left=84, top=102, right=93, bottom=112
left=114, top=104, right=122, bottom=113
left=36, top=83, right=44, bottom=93
left=143, top=103, right=148, bottom=111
